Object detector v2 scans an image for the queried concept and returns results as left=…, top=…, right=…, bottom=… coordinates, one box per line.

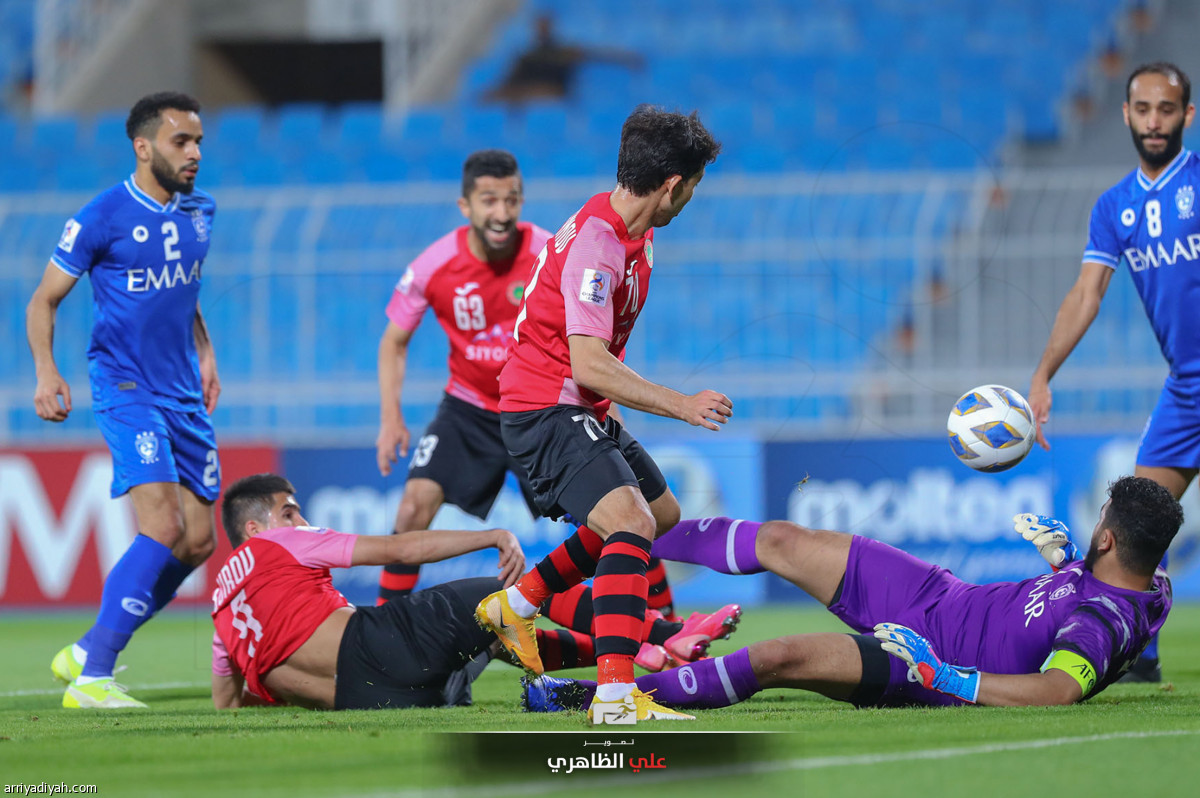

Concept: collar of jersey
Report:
left=1136, top=149, right=1191, bottom=192
left=124, top=174, right=181, bottom=213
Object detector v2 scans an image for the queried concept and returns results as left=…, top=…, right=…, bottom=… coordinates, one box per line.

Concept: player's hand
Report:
left=200, top=356, right=221, bottom=415
left=491, top=528, right=525, bottom=588
left=873, top=622, right=980, bottom=704
left=677, top=390, right=733, bottom=431
left=1013, top=513, right=1077, bottom=570
left=1029, top=380, right=1051, bottom=450
left=375, top=416, right=410, bottom=476
left=33, top=372, right=72, bottom=422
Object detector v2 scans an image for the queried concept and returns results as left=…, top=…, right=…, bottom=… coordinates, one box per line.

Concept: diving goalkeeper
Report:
left=524, top=475, right=1178, bottom=712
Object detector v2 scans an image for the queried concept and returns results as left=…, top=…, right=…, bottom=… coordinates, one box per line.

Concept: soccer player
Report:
left=475, top=105, right=727, bottom=724
left=375, top=149, right=681, bottom=624
left=1029, top=62, right=1197, bottom=681
left=525, top=476, right=1179, bottom=713
left=210, top=473, right=734, bottom=709
left=26, top=92, right=221, bottom=709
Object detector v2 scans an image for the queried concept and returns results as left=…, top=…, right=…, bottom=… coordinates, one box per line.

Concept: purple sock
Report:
left=651, top=517, right=764, bottom=574
left=633, top=648, right=761, bottom=708
left=569, top=648, right=762, bottom=711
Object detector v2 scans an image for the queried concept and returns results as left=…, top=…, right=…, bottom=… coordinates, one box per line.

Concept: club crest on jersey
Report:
left=58, top=218, right=82, bottom=252
left=135, top=431, right=159, bottom=464
left=579, top=269, right=611, bottom=306
left=1176, top=185, right=1195, bottom=219
left=191, top=209, right=209, bottom=241
left=507, top=280, right=524, bottom=306
left=1050, top=584, right=1076, bottom=601
left=644, top=240, right=653, bottom=268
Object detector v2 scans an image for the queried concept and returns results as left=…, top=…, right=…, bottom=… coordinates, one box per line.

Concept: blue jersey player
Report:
left=1029, top=62, right=1197, bottom=683
left=25, top=92, right=220, bottom=708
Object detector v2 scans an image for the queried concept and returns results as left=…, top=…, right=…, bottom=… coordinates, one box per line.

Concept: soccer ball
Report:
left=947, top=385, right=1035, bottom=472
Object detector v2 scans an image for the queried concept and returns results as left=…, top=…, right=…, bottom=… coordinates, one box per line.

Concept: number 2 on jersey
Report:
left=162, top=221, right=182, bottom=260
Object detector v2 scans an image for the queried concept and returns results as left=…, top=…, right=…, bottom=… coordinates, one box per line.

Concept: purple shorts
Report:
left=831, top=535, right=966, bottom=707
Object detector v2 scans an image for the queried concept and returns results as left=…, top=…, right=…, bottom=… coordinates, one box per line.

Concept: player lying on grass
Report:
left=524, top=476, right=1179, bottom=713
left=211, top=473, right=737, bottom=710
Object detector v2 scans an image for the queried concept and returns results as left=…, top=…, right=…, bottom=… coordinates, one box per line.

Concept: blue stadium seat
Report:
left=212, top=107, right=266, bottom=148
left=277, top=103, right=328, bottom=150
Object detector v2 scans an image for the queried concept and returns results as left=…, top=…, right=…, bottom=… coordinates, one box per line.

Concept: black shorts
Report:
left=333, top=577, right=500, bottom=710
left=409, top=394, right=538, bottom=519
left=500, top=406, right=669, bottom=523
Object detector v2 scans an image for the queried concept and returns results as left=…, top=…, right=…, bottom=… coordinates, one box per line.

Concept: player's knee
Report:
left=756, top=520, right=808, bottom=563
left=624, top=509, right=657, bottom=541
left=652, top=499, right=681, bottom=536
left=179, top=533, right=216, bottom=566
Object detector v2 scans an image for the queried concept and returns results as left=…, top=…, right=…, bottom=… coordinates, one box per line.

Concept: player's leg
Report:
left=1127, top=464, right=1196, bottom=681
left=377, top=477, right=443, bottom=603
left=652, top=517, right=851, bottom=606
left=1129, top=384, right=1200, bottom=682
left=525, top=633, right=871, bottom=713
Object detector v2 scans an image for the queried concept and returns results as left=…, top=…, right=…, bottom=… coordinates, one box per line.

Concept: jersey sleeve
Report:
left=257, top=527, right=358, bottom=568
left=561, top=217, right=624, bottom=341
left=1042, top=596, right=1135, bottom=697
left=1082, top=192, right=1121, bottom=269
left=212, top=631, right=234, bottom=677
left=50, top=201, right=111, bottom=278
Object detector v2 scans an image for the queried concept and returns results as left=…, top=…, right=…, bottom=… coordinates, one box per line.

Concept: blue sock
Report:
left=151, top=555, right=195, bottom=615
left=80, top=535, right=175, bottom=678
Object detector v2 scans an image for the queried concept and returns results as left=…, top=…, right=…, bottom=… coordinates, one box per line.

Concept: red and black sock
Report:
left=377, top=563, right=420, bottom=605
left=645, top=615, right=683, bottom=646
left=593, top=531, right=651, bottom=685
left=542, top=583, right=594, bottom=634
left=646, top=557, right=676, bottom=619
left=516, top=525, right=604, bottom=607
left=536, top=628, right=596, bottom=671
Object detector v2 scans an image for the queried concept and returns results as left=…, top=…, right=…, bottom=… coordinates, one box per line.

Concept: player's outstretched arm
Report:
left=26, top=262, right=79, bottom=422
left=352, top=528, right=526, bottom=586
left=194, top=304, right=220, bottom=414
left=568, top=334, right=732, bottom=429
left=874, top=623, right=1084, bottom=706
left=376, top=322, right=415, bottom=476
left=1029, top=261, right=1113, bottom=450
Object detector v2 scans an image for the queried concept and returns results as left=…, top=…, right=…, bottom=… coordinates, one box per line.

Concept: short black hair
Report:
left=1104, top=476, right=1183, bottom=575
left=1127, top=62, right=1191, bottom=108
left=616, top=105, right=721, bottom=196
left=462, top=149, right=520, bottom=197
left=125, top=91, right=202, bottom=141
left=220, top=473, right=296, bottom=548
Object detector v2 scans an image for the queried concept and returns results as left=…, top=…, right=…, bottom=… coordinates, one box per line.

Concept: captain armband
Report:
left=1041, top=649, right=1097, bottom=697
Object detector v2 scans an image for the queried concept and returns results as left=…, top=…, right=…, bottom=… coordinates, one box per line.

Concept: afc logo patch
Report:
left=135, top=431, right=160, bottom=464
left=579, top=269, right=611, bottom=306
left=58, top=218, right=82, bottom=252
left=1176, top=184, right=1195, bottom=219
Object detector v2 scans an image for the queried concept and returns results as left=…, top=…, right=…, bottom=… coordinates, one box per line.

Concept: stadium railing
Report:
left=0, top=167, right=1163, bottom=445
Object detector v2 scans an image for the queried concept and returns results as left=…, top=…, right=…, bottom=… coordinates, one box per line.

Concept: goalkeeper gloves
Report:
left=1013, top=513, right=1078, bottom=571
left=873, top=623, right=980, bottom=704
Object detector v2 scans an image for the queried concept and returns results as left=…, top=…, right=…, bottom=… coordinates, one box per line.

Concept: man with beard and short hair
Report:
left=1028, top=62, right=1197, bottom=682
left=525, top=476, right=1180, bottom=713
left=374, top=149, right=683, bottom=634
left=26, top=91, right=221, bottom=708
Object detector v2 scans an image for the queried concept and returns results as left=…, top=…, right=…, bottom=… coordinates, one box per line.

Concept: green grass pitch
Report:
left=2, top=604, right=1199, bottom=797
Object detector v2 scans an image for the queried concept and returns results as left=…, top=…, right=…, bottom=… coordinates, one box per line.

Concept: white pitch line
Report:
left=351, top=729, right=1200, bottom=798
left=0, top=681, right=207, bottom=698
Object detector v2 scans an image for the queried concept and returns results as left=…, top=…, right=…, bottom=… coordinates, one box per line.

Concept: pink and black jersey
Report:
left=499, top=193, right=654, bottom=418
left=386, top=222, right=551, bottom=412
left=211, top=526, right=356, bottom=703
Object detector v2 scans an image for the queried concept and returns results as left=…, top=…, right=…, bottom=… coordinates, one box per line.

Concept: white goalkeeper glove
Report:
left=1013, top=513, right=1078, bottom=571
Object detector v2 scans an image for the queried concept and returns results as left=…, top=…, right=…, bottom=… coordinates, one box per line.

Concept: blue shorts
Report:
left=1138, top=377, right=1200, bottom=469
left=95, top=403, right=221, bottom=501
